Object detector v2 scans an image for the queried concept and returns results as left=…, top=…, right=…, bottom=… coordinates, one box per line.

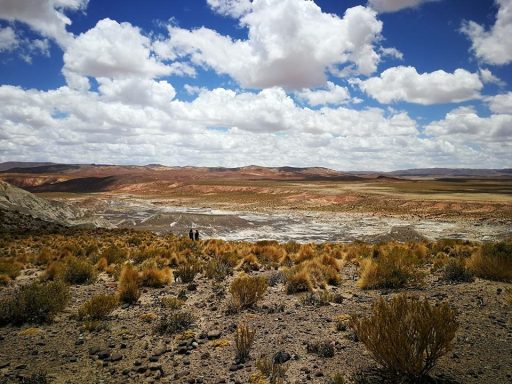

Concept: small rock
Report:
left=207, top=330, right=222, bottom=340
left=273, top=351, right=291, bottom=364
left=110, top=354, right=123, bottom=362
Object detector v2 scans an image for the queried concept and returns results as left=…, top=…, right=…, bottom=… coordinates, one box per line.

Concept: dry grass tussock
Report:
left=77, top=294, right=118, bottom=321
left=118, top=264, right=140, bottom=304
left=229, top=273, right=267, bottom=309
left=235, top=323, right=256, bottom=362
left=350, top=294, right=458, bottom=380
left=468, top=241, right=512, bottom=282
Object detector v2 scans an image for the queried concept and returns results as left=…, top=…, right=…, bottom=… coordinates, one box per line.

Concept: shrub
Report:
left=0, top=260, right=21, bottom=279
left=306, top=340, right=335, bottom=358
left=205, top=258, right=232, bottom=281
left=357, top=249, right=424, bottom=289
left=175, top=260, right=201, bottom=283
left=327, top=374, right=345, bottom=384
left=140, top=267, right=172, bottom=288
left=255, top=355, right=288, bottom=384
left=42, top=261, right=65, bottom=281
left=285, top=269, right=313, bottom=294
left=300, top=291, right=333, bottom=306
left=0, top=280, right=69, bottom=325
left=350, top=294, right=458, bottom=380
left=335, top=314, right=351, bottom=332
left=118, top=264, right=140, bottom=304
left=468, top=241, right=512, bottom=282
left=156, top=310, right=194, bottom=335
left=77, top=294, right=118, bottom=321
left=235, top=323, right=256, bottom=362
left=63, top=258, right=96, bottom=285
left=161, top=296, right=184, bottom=310
left=229, top=273, right=267, bottom=309
left=442, top=258, right=474, bottom=282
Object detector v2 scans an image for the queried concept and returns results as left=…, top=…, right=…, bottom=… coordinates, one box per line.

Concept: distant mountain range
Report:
left=0, top=162, right=510, bottom=194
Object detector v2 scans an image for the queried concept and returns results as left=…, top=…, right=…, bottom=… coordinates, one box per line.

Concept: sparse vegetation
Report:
left=442, top=258, right=474, bottom=282
left=229, top=273, right=267, bottom=309
left=235, top=323, right=256, bottom=362
left=357, top=246, right=424, bottom=289
left=156, top=310, right=194, bottom=335
left=350, top=294, right=458, bottom=380
left=255, top=354, right=288, bottom=384
left=161, top=296, right=184, bottom=310
left=0, top=280, right=69, bottom=325
left=118, top=264, right=140, bottom=304
left=306, top=340, right=335, bottom=358
left=140, top=267, right=172, bottom=287
left=469, top=241, right=512, bottom=282
left=77, top=294, right=118, bottom=321
left=63, top=257, right=96, bottom=285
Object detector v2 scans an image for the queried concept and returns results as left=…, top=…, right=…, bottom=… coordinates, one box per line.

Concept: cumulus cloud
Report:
left=486, top=92, right=512, bottom=114
left=368, top=0, right=438, bottom=13
left=296, top=82, right=351, bottom=106
left=479, top=68, right=505, bottom=86
left=0, top=0, right=88, bottom=47
left=358, top=66, right=483, bottom=105
left=207, top=0, right=252, bottom=18
left=62, top=18, right=175, bottom=89
left=0, top=26, right=18, bottom=51
left=425, top=106, right=512, bottom=145
left=461, top=0, right=512, bottom=65
left=161, top=1, right=384, bottom=89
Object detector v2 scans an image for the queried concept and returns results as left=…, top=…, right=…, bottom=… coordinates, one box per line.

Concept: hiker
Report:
left=194, top=229, right=199, bottom=241
left=189, top=228, right=194, bottom=240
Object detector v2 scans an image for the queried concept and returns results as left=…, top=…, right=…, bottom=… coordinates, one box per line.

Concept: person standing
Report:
left=194, top=229, right=199, bottom=241
left=189, top=228, right=194, bottom=240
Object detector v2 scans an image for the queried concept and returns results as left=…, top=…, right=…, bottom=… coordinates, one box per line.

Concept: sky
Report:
left=0, top=0, right=511, bottom=171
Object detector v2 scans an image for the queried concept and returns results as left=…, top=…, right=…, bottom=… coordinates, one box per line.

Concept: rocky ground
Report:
left=0, top=263, right=511, bottom=384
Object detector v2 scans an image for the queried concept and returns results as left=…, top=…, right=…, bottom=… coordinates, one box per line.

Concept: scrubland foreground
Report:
left=0, top=229, right=511, bottom=384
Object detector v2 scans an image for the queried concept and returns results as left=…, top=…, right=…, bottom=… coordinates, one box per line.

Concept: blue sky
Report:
left=0, top=0, right=511, bottom=170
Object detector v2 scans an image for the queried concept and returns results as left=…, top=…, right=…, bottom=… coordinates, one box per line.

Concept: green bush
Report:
left=0, top=280, right=69, bottom=325
left=63, top=258, right=96, bottom=285
left=156, top=310, right=194, bottom=335
left=350, top=294, right=458, bottom=380
left=442, top=258, right=474, bottom=282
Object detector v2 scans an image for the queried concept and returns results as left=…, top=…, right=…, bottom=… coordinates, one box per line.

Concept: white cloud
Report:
left=0, top=82, right=509, bottom=169
left=358, top=66, right=483, bottom=105
left=0, top=26, right=18, bottom=51
left=161, top=1, right=384, bottom=89
left=0, top=0, right=88, bottom=47
left=380, top=46, right=404, bottom=60
left=479, top=68, right=505, bottom=86
left=461, top=0, right=512, bottom=65
left=368, top=0, right=438, bottom=13
left=296, top=81, right=351, bottom=106
left=97, top=78, right=176, bottom=107
left=425, top=106, right=512, bottom=141
left=486, top=92, right=512, bottom=114
left=207, top=0, right=252, bottom=18
left=62, top=18, right=173, bottom=89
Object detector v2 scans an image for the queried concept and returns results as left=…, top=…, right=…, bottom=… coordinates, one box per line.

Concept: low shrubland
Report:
left=468, top=241, right=512, bottom=282
left=0, top=280, right=69, bottom=325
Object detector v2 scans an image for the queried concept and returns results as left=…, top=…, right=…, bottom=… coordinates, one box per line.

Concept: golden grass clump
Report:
left=468, top=241, right=512, bottom=282
left=229, top=273, right=268, bottom=309
left=236, top=254, right=261, bottom=272
left=286, top=268, right=313, bottom=294
left=235, top=323, right=256, bottom=362
left=77, top=294, right=118, bottom=321
left=118, top=264, right=140, bottom=304
left=175, top=259, right=202, bottom=283
left=161, top=296, right=184, bottom=310
left=255, top=355, right=288, bottom=384
left=357, top=247, right=424, bottom=289
left=96, top=257, right=108, bottom=271
left=350, top=294, right=458, bottom=380
left=140, top=267, right=172, bottom=288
